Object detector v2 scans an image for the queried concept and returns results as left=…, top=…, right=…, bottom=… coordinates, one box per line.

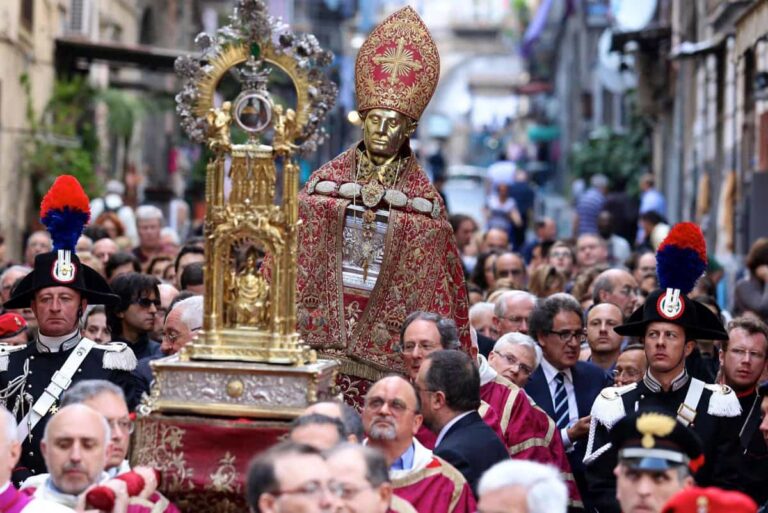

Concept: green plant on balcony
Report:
left=568, top=110, right=651, bottom=195
left=20, top=74, right=100, bottom=201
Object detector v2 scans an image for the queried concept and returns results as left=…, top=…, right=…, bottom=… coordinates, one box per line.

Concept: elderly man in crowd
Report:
left=400, top=311, right=579, bottom=507
left=132, top=205, right=164, bottom=268
left=0, top=406, right=71, bottom=512
left=493, top=291, right=536, bottom=337
left=613, top=344, right=647, bottom=386
left=415, top=350, right=508, bottom=495
left=487, top=332, right=541, bottom=388
left=361, top=376, right=475, bottom=513
left=591, top=269, right=639, bottom=318
left=246, top=442, right=340, bottom=513
left=470, top=302, right=497, bottom=342
left=149, top=283, right=180, bottom=343
left=477, top=460, right=567, bottom=513
left=326, top=443, right=416, bottom=513
left=135, top=295, right=203, bottom=387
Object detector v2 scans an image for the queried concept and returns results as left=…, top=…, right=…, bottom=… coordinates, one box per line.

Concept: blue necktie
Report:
left=553, top=372, right=570, bottom=430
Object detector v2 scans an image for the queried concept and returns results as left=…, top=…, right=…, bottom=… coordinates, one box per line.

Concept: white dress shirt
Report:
left=540, top=357, right=578, bottom=449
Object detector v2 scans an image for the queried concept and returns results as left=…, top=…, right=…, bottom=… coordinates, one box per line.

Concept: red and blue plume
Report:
left=40, top=175, right=91, bottom=252
left=656, top=222, right=707, bottom=294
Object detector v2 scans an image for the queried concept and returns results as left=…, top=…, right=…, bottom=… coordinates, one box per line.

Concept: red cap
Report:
left=0, top=313, right=27, bottom=339
left=661, top=487, right=757, bottom=513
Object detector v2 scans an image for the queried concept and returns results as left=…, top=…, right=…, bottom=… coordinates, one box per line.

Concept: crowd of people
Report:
left=0, top=177, right=764, bottom=513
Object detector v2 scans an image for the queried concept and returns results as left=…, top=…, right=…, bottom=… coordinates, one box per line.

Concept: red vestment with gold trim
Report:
left=391, top=440, right=475, bottom=513
left=295, top=146, right=470, bottom=404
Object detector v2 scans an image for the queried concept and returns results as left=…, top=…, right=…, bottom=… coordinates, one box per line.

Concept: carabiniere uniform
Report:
left=583, top=223, right=743, bottom=513
left=0, top=176, right=140, bottom=484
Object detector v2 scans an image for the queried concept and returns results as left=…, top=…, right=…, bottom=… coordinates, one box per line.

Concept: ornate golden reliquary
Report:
left=140, top=0, right=339, bottom=419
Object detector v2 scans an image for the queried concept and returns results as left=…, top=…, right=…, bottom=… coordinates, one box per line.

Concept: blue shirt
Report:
left=390, top=442, right=415, bottom=471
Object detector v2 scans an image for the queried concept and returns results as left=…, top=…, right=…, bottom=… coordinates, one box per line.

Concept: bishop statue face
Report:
left=362, top=108, right=416, bottom=166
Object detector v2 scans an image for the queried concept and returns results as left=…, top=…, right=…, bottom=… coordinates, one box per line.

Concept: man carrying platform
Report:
left=0, top=176, right=140, bottom=483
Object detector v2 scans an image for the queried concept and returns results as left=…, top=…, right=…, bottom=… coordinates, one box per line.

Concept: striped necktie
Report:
left=553, top=372, right=570, bottom=429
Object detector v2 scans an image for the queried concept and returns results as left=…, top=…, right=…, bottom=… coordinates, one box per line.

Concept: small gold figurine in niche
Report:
left=229, top=246, right=270, bottom=328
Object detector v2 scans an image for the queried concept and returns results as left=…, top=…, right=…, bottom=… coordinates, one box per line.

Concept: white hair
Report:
left=493, top=290, right=537, bottom=318
left=470, top=326, right=478, bottom=350
left=160, top=227, right=180, bottom=245
left=0, top=265, right=32, bottom=282
left=478, top=461, right=567, bottom=513
left=469, top=302, right=494, bottom=323
left=0, top=406, right=17, bottom=447
left=173, top=295, right=204, bottom=331
left=135, top=205, right=164, bottom=223
left=493, top=332, right=542, bottom=369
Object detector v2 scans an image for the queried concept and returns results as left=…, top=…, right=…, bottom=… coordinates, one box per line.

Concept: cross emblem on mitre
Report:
left=373, top=37, right=423, bottom=86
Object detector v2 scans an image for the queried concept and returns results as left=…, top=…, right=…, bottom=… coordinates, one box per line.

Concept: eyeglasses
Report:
left=497, top=269, right=523, bottom=278
left=365, top=396, right=412, bottom=415
left=499, top=315, right=527, bottom=325
left=611, top=368, right=642, bottom=379
left=267, top=481, right=344, bottom=499
left=163, top=326, right=202, bottom=343
left=728, top=347, right=767, bottom=360
left=107, top=417, right=135, bottom=434
left=328, top=481, right=375, bottom=501
left=134, top=297, right=161, bottom=309
left=549, top=251, right=572, bottom=259
left=492, top=351, right=533, bottom=375
left=547, top=329, right=585, bottom=343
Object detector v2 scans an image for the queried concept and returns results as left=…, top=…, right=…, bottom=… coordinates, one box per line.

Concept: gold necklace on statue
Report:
left=349, top=150, right=403, bottom=281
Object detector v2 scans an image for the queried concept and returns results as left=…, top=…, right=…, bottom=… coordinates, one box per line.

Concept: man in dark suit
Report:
left=523, top=293, right=612, bottom=505
left=415, top=350, right=509, bottom=496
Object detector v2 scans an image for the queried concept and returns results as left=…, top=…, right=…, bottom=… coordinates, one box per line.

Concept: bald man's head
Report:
left=41, top=404, right=110, bottom=495
left=362, top=376, right=421, bottom=444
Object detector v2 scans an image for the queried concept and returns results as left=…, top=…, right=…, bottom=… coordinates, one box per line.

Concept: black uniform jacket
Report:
left=584, top=373, right=742, bottom=513
left=0, top=335, right=143, bottom=484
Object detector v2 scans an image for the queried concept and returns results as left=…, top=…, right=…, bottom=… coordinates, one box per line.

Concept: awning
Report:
left=55, top=36, right=186, bottom=75
left=527, top=124, right=560, bottom=142
left=735, top=0, right=768, bottom=56
left=610, top=26, right=671, bottom=53
left=670, top=33, right=729, bottom=59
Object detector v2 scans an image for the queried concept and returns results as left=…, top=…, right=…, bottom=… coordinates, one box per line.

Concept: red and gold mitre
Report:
left=355, top=6, right=440, bottom=121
